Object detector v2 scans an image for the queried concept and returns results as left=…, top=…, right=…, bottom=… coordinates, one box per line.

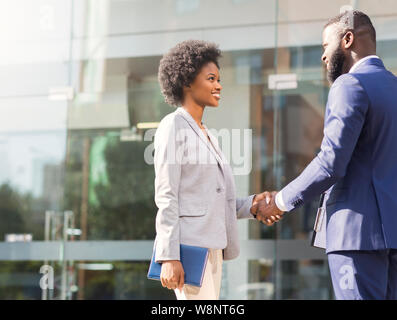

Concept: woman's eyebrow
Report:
left=207, top=73, right=216, bottom=76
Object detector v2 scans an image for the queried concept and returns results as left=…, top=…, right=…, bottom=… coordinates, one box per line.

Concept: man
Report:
left=253, top=10, right=397, bottom=299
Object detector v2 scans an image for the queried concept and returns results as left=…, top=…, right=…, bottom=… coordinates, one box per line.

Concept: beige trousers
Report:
left=174, top=249, right=223, bottom=300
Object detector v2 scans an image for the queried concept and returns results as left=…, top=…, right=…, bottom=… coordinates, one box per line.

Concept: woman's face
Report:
left=186, top=62, right=222, bottom=107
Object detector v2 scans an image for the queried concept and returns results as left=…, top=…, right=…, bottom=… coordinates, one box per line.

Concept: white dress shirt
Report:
left=348, top=55, right=379, bottom=73
left=275, top=55, right=380, bottom=212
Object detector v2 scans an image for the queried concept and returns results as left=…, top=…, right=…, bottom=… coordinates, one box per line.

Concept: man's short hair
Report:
left=158, top=40, right=221, bottom=107
left=324, top=10, right=376, bottom=42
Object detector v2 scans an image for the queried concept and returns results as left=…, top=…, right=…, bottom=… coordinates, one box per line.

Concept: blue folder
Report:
left=147, top=244, right=209, bottom=287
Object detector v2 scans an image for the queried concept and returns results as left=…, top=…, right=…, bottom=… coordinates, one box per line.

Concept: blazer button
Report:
left=216, top=187, right=222, bottom=193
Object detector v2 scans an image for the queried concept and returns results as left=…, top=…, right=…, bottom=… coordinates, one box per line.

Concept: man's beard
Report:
left=327, top=46, right=346, bottom=84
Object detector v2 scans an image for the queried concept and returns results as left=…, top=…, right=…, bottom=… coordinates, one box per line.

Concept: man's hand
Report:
left=160, top=260, right=185, bottom=290
left=251, top=191, right=284, bottom=226
left=252, top=191, right=272, bottom=208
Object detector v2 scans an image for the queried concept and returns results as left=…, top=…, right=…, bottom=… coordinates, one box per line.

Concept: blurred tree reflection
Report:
left=88, top=135, right=156, bottom=240
left=0, top=184, right=26, bottom=238
left=63, top=132, right=157, bottom=240
left=0, top=183, right=44, bottom=241
left=0, top=184, right=48, bottom=299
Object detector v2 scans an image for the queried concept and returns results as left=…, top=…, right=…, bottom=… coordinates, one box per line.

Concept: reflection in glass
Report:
left=0, top=261, right=175, bottom=300
left=1, top=0, right=397, bottom=300
left=279, top=260, right=333, bottom=300
left=248, top=259, right=274, bottom=300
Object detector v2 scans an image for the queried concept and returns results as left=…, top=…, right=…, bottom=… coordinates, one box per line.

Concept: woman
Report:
left=153, top=40, right=279, bottom=300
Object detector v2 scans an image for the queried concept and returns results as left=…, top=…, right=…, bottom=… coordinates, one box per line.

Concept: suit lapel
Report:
left=204, top=125, right=236, bottom=199
left=176, top=108, right=225, bottom=173
left=204, top=125, right=226, bottom=162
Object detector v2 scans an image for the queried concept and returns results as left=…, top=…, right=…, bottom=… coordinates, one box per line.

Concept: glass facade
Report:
left=1, top=0, right=397, bottom=300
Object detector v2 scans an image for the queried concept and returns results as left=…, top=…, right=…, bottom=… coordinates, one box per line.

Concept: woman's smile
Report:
left=212, top=92, right=221, bottom=100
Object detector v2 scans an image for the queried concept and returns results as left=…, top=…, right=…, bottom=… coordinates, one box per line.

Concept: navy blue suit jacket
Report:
left=281, top=57, right=397, bottom=253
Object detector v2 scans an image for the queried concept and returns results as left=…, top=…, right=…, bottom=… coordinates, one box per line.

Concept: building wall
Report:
left=0, top=0, right=396, bottom=300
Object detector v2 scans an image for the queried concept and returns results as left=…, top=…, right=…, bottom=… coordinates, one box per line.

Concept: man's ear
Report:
left=343, top=31, right=354, bottom=49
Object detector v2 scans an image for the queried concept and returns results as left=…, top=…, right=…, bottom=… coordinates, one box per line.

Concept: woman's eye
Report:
left=208, top=77, right=215, bottom=81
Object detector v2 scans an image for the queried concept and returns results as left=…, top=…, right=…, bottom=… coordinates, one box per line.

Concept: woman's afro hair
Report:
left=158, top=40, right=221, bottom=107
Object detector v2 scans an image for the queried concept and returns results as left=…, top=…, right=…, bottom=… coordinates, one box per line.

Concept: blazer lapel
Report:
left=176, top=108, right=225, bottom=172
left=203, top=125, right=227, bottom=162
left=204, top=124, right=236, bottom=199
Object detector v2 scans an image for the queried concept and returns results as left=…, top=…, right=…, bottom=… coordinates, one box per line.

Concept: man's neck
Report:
left=345, top=51, right=377, bottom=73
left=349, top=53, right=379, bottom=73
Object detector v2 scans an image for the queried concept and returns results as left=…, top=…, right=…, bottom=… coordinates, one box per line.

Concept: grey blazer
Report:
left=153, top=107, right=255, bottom=262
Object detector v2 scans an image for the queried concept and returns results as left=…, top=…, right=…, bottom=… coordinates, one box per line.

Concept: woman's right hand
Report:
left=160, top=260, right=185, bottom=290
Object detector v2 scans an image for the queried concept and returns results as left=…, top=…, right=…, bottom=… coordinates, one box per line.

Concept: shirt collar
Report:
left=349, top=55, right=380, bottom=73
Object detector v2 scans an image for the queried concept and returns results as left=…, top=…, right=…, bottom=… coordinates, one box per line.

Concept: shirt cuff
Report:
left=275, top=191, right=288, bottom=212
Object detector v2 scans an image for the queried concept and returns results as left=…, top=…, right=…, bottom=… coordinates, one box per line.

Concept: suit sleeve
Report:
left=236, top=195, right=256, bottom=219
left=153, top=116, right=184, bottom=262
left=280, top=74, right=369, bottom=211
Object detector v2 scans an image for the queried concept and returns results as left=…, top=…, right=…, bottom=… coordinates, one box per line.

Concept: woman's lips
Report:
left=212, top=93, right=220, bottom=100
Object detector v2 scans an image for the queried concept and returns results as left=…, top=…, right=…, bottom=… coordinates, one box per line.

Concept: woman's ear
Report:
left=183, top=85, right=191, bottom=96
left=182, top=86, right=191, bottom=102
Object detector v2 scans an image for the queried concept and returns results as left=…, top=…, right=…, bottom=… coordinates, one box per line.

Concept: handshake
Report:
left=250, top=191, right=284, bottom=226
